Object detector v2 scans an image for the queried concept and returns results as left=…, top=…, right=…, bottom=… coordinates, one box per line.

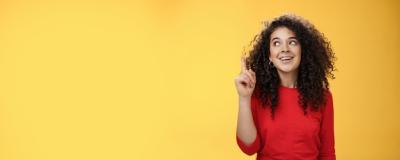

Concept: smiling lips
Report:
left=279, top=56, right=294, bottom=63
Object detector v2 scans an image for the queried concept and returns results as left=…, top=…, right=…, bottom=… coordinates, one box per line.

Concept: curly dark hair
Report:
left=245, top=14, right=336, bottom=119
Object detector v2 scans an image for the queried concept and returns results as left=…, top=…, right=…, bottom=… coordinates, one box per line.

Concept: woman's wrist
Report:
left=239, top=96, right=251, bottom=106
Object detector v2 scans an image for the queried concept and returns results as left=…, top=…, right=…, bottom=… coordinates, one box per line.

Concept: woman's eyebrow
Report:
left=271, top=37, right=280, bottom=41
left=271, top=37, right=297, bottom=41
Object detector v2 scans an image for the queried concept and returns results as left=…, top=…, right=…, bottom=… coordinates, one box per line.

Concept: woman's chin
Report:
left=276, top=66, right=297, bottom=74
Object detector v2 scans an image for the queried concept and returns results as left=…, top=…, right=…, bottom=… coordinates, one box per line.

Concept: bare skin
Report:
left=269, top=27, right=301, bottom=88
left=235, top=57, right=257, bottom=145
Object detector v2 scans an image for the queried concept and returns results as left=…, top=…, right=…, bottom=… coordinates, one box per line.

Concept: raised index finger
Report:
left=240, top=57, right=248, bottom=72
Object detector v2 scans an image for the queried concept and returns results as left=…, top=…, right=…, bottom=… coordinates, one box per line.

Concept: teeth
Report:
left=280, top=57, right=293, bottom=60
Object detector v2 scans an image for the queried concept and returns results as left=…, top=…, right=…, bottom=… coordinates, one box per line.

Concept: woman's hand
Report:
left=234, top=57, right=256, bottom=99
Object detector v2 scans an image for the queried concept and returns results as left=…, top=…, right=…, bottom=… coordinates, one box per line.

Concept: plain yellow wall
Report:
left=0, top=0, right=399, bottom=159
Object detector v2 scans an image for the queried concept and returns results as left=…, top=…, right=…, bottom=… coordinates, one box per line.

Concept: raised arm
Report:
left=234, top=57, right=260, bottom=155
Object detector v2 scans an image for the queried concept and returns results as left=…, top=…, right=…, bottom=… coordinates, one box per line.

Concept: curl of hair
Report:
left=246, top=14, right=336, bottom=119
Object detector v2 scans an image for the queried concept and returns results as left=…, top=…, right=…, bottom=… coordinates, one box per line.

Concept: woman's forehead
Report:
left=271, top=27, right=297, bottom=39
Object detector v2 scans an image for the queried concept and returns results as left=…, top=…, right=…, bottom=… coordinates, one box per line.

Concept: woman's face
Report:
left=269, top=27, right=301, bottom=74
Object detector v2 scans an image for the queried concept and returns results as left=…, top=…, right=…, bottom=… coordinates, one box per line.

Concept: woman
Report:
left=235, top=14, right=336, bottom=160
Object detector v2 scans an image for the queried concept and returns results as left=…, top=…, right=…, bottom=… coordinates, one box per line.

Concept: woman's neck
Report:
left=277, top=70, right=298, bottom=88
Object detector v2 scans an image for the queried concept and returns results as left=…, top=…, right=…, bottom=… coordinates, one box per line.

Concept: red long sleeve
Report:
left=236, top=86, right=336, bottom=160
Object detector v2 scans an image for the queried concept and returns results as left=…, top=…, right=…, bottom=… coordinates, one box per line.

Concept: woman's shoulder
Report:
left=323, top=88, right=333, bottom=99
left=321, top=88, right=334, bottom=112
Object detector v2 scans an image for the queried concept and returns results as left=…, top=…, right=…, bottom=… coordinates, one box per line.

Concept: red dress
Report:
left=236, top=86, right=336, bottom=160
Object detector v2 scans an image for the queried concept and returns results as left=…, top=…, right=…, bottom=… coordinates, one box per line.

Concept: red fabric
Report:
left=236, top=86, right=336, bottom=160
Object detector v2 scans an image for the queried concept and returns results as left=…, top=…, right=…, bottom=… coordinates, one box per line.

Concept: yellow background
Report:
left=0, top=0, right=399, bottom=159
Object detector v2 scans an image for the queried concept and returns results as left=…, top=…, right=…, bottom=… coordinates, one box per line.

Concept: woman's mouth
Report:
left=279, top=56, right=294, bottom=64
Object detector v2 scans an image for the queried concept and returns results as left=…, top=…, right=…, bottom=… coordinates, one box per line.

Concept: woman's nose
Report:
left=281, top=43, right=289, bottom=53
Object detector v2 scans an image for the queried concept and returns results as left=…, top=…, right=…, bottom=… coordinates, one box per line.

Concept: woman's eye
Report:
left=273, top=41, right=280, bottom=46
left=289, top=41, right=297, bottom=45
